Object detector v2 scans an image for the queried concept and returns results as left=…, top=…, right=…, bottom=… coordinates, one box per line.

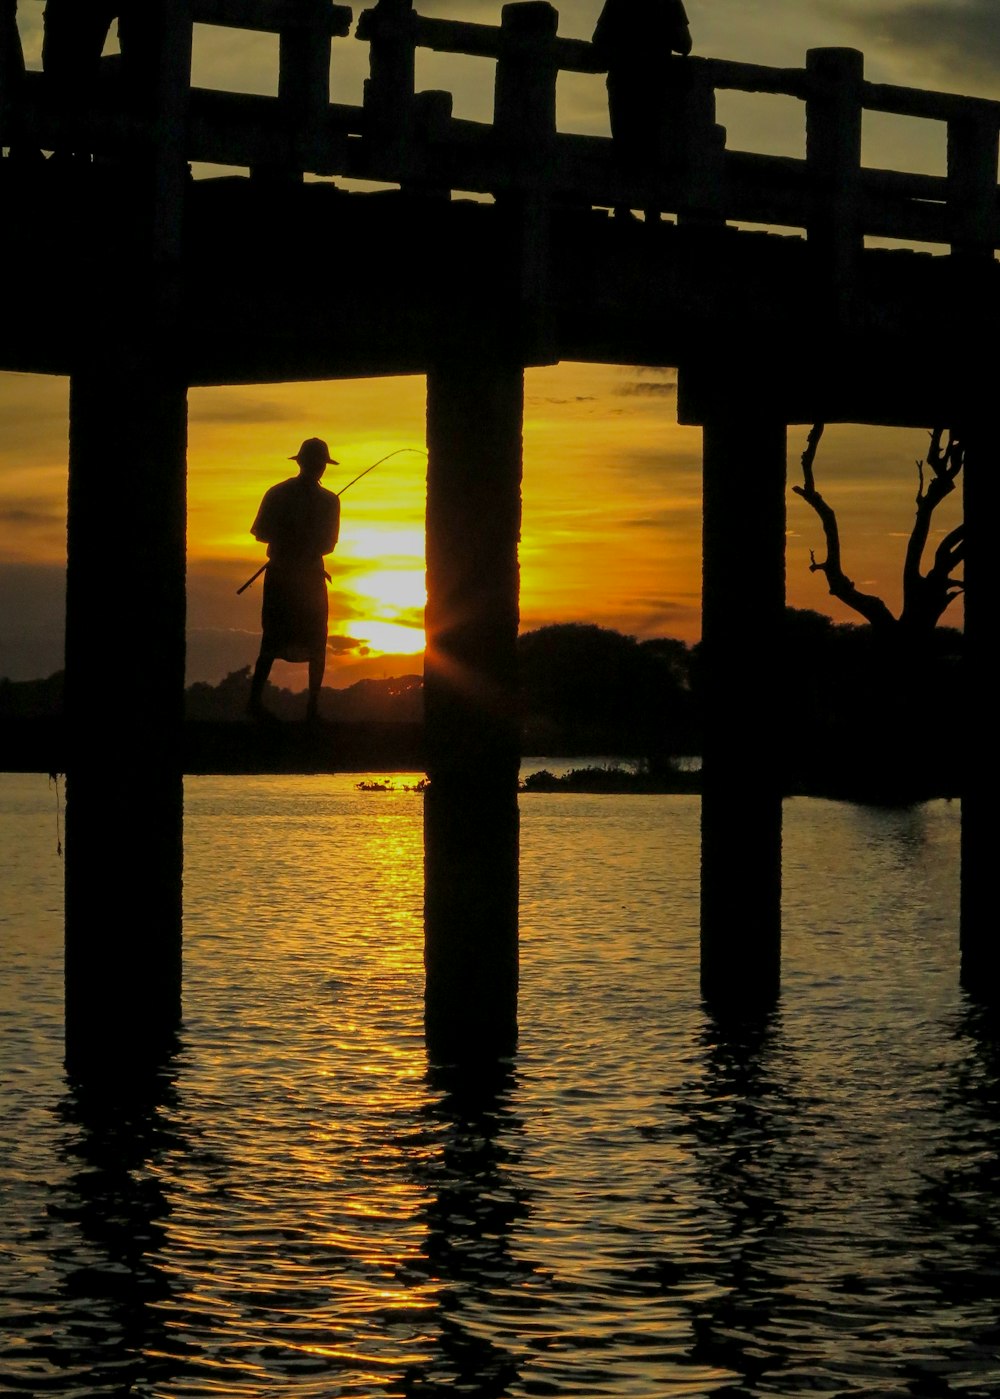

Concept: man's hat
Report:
left=290, top=437, right=338, bottom=465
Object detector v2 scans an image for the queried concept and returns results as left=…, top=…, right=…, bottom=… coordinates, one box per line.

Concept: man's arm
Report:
left=320, top=494, right=341, bottom=555
left=251, top=486, right=276, bottom=543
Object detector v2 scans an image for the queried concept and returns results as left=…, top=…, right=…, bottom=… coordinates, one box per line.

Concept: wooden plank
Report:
left=192, top=0, right=351, bottom=35
left=863, top=78, right=1000, bottom=125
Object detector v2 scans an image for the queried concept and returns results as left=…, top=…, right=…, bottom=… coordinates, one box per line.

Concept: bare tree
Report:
left=793, top=424, right=964, bottom=637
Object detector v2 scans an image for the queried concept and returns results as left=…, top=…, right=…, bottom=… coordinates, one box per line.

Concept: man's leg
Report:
left=249, top=649, right=274, bottom=717
left=306, top=649, right=325, bottom=720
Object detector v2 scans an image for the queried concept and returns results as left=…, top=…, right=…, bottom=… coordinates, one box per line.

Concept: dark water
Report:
left=2, top=775, right=999, bottom=1397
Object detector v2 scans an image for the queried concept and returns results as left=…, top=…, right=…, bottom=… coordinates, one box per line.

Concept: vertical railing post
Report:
left=251, top=0, right=350, bottom=183
left=947, top=110, right=999, bottom=265
left=677, top=66, right=727, bottom=226
left=805, top=48, right=864, bottom=319
left=494, top=1, right=559, bottom=357
left=357, top=0, right=417, bottom=169
left=280, top=0, right=332, bottom=124
left=494, top=1, right=558, bottom=148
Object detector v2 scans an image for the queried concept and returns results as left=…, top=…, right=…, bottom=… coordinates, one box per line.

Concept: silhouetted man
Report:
left=1, top=0, right=25, bottom=122
left=592, top=0, right=692, bottom=200
left=1, top=0, right=23, bottom=82
left=0, top=2, right=43, bottom=162
left=249, top=438, right=342, bottom=721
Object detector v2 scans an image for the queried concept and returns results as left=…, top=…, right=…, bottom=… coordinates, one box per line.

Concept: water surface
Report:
left=2, top=774, right=998, bottom=1397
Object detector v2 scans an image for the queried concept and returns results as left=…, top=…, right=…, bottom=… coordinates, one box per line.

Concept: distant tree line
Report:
left=184, top=668, right=424, bottom=724
left=0, top=615, right=963, bottom=795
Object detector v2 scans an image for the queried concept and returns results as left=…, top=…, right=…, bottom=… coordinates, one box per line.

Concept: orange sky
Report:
left=0, top=363, right=964, bottom=687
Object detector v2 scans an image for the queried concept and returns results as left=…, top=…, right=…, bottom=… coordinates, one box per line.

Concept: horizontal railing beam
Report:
left=688, top=54, right=811, bottom=99
left=862, top=78, right=1000, bottom=126
left=10, top=76, right=999, bottom=251
left=192, top=0, right=352, bottom=34
left=7, top=14, right=1000, bottom=258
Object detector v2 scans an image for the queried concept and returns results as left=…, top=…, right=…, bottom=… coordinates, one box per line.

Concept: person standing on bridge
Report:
left=592, top=0, right=693, bottom=216
left=1, top=0, right=24, bottom=89
left=0, top=0, right=30, bottom=155
left=248, top=437, right=342, bottom=722
left=41, top=0, right=156, bottom=145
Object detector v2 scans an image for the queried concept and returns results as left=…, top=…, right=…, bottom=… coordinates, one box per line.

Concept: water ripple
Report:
left=4, top=778, right=998, bottom=1396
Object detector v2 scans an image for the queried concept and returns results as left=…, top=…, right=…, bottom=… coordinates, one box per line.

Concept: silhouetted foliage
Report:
left=0, top=670, right=63, bottom=717
left=780, top=607, right=962, bottom=800
left=517, top=622, right=696, bottom=758
left=0, top=616, right=962, bottom=796
left=788, top=427, right=966, bottom=798
left=184, top=666, right=423, bottom=723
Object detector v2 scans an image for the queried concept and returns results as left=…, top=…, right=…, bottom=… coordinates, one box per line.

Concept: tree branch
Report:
left=793, top=422, right=897, bottom=630
left=902, top=428, right=964, bottom=630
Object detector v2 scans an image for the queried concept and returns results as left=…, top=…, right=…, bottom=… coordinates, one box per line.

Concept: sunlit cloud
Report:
left=188, top=395, right=304, bottom=425
left=344, top=620, right=424, bottom=655
left=617, top=381, right=679, bottom=398
left=328, top=634, right=370, bottom=656
left=834, top=0, right=1000, bottom=89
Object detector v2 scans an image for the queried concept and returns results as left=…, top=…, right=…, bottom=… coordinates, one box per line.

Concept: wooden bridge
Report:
left=1, top=0, right=996, bottom=1067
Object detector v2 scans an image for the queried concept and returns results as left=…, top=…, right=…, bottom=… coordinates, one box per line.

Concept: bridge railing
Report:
left=2, top=0, right=998, bottom=264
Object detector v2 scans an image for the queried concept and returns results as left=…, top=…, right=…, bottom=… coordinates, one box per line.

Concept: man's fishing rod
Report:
left=236, top=447, right=426, bottom=595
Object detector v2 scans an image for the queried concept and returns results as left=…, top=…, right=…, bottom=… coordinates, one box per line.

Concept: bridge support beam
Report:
left=960, top=421, right=998, bottom=997
left=423, top=359, right=522, bottom=1059
left=64, top=361, right=188, bottom=1073
left=699, top=413, right=786, bottom=1010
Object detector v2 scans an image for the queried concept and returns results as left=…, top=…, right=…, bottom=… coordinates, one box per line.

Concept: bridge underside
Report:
left=0, top=167, right=990, bottom=425
left=3, top=156, right=996, bottom=1065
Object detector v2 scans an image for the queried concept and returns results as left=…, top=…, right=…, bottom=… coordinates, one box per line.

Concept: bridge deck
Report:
left=0, top=163, right=989, bottom=425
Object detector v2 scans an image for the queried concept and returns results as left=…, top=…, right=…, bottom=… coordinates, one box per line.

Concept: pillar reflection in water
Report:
left=39, top=1054, right=183, bottom=1393
left=686, top=1007, right=796, bottom=1389
left=403, top=1058, right=531, bottom=1393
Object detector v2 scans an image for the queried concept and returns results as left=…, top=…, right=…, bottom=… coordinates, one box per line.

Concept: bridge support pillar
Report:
left=64, top=361, right=188, bottom=1073
left=699, top=413, right=785, bottom=1010
left=423, top=359, right=522, bottom=1059
left=960, top=422, right=998, bottom=997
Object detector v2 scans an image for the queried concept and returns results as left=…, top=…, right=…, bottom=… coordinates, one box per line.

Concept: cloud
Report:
left=0, top=505, right=64, bottom=528
left=187, top=396, right=303, bottom=425
left=616, top=381, right=679, bottom=398
left=638, top=599, right=700, bottom=628
left=327, top=634, right=369, bottom=655
left=372, top=605, right=424, bottom=631
left=615, top=366, right=679, bottom=397
left=329, top=593, right=369, bottom=622
left=620, top=511, right=697, bottom=530
left=184, top=627, right=258, bottom=684
left=835, top=0, right=1000, bottom=86
left=531, top=395, right=598, bottom=405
